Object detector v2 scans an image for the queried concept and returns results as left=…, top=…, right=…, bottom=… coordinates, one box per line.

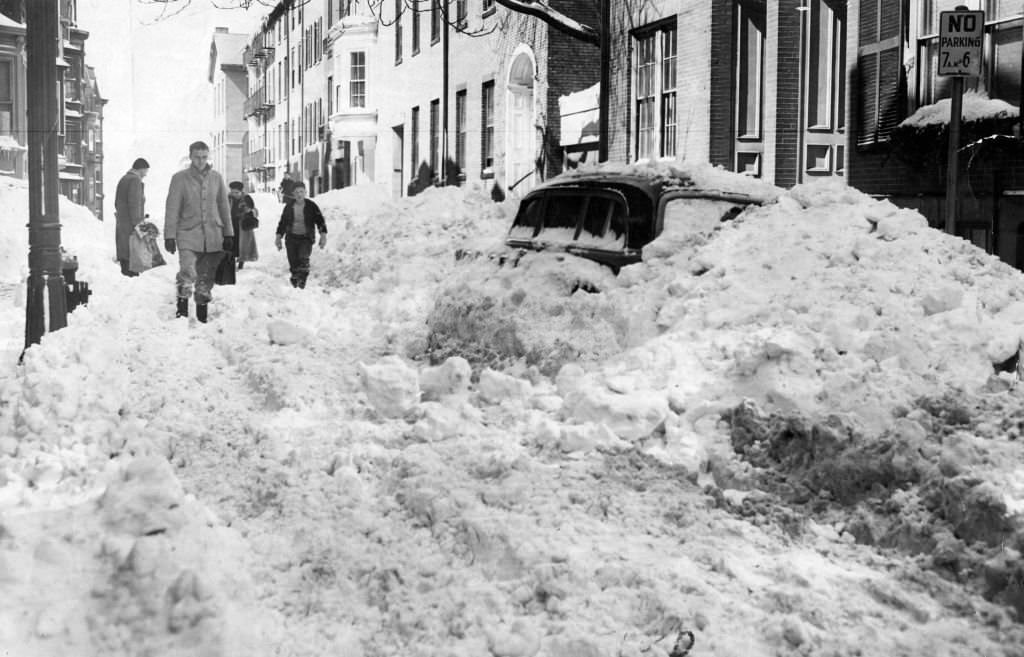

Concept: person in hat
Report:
left=228, top=181, right=259, bottom=269
left=114, top=157, right=149, bottom=277
left=164, top=141, right=233, bottom=322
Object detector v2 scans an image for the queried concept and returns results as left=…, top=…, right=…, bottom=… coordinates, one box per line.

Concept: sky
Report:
left=77, top=0, right=261, bottom=218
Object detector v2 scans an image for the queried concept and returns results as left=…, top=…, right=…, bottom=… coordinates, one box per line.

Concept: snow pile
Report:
left=430, top=177, right=1024, bottom=441
left=899, top=89, right=1019, bottom=128
left=2, top=174, right=1024, bottom=656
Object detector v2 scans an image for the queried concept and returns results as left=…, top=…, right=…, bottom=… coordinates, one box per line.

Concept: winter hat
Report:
left=132, top=158, right=150, bottom=170
left=229, top=181, right=244, bottom=191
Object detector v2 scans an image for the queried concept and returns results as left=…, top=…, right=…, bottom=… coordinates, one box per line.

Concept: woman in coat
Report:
left=114, top=158, right=149, bottom=276
left=228, top=181, right=259, bottom=268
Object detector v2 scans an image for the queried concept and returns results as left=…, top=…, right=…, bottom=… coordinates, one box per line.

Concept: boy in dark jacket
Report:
left=274, top=182, right=327, bottom=288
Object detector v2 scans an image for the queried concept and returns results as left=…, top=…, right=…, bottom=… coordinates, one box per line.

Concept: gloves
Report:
left=222, top=236, right=234, bottom=253
left=164, top=239, right=176, bottom=254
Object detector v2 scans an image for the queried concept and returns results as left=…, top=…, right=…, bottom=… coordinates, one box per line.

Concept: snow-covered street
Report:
left=2, top=165, right=1024, bottom=656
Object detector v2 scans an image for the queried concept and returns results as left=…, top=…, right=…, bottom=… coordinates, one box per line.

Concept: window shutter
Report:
left=856, top=0, right=904, bottom=147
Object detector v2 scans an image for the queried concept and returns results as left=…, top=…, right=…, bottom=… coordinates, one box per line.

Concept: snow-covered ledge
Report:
left=900, top=90, right=1019, bottom=128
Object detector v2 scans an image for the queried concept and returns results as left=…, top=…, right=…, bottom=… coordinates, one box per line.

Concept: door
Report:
left=801, top=0, right=847, bottom=179
left=509, top=86, right=534, bottom=193
left=391, top=125, right=404, bottom=198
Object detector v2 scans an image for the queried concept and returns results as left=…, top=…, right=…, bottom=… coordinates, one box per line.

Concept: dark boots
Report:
left=176, top=298, right=188, bottom=318
left=196, top=303, right=208, bottom=323
left=119, top=260, right=138, bottom=278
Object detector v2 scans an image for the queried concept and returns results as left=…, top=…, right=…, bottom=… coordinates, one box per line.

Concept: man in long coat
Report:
left=114, top=158, right=149, bottom=276
left=163, top=141, right=233, bottom=323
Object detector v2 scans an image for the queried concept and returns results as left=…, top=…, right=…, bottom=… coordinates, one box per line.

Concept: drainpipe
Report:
left=598, top=0, right=609, bottom=162
left=441, top=2, right=450, bottom=184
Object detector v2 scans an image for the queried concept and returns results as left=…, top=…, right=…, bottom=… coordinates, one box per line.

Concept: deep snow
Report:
left=1, top=165, right=1023, bottom=657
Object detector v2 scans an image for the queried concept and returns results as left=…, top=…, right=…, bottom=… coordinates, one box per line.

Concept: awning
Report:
left=59, top=172, right=83, bottom=181
left=558, top=83, right=600, bottom=147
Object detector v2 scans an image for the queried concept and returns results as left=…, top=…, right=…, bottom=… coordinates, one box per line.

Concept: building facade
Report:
left=607, top=0, right=849, bottom=186
left=847, top=0, right=1024, bottom=269
left=209, top=27, right=249, bottom=185
left=81, top=64, right=106, bottom=219
left=0, top=10, right=26, bottom=179
left=244, top=0, right=329, bottom=194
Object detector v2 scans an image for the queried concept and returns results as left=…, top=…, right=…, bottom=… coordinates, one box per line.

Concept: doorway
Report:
left=392, top=125, right=404, bottom=198
left=506, top=49, right=536, bottom=195
left=800, top=0, right=847, bottom=180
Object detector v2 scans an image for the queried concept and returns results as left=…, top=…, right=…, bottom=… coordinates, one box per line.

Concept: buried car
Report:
left=504, top=163, right=779, bottom=271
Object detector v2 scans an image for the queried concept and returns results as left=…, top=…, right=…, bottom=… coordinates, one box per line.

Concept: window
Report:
left=455, top=89, right=467, bottom=176
left=430, top=98, right=439, bottom=174
left=917, top=0, right=1023, bottom=108
left=634, top=21, right=677, bottom=159
left=431, top=0, right=440, bottom=43
left=736, top=0, right=765, bottom=139
left=327, top=75, right=333, bottom=115
left=805, top=0, right=846, bottom=130
left=350, top=52, right=366, bottom=108
left=481, top=80, right=494, bottom=174
left=395, top=0, right=403, bottom=64
left=412, top=0, right=421, bottom=54
left=483, top=0, right=495, bottom=16
left=457, top=0, right=467, bottom=28
left=412, top=105, right=420, bottom=169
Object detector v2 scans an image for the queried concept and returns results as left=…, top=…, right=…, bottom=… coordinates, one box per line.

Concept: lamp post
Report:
left=24, top=0, right=67, bottom=352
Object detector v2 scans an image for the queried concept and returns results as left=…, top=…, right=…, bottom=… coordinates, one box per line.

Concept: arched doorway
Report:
left=506, top=48, right=536, bottom=195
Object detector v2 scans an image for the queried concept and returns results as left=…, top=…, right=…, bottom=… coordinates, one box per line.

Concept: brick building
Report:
left=847, top=0, right=1024, bottom=269
left=608, top=0, right=848, bottom=185
left=81, top=64, right=106, bottom=220
left=374, top=0, right=600, bottom=198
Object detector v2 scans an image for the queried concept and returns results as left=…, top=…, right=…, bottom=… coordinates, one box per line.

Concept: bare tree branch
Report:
left=493, top=0, right=598, bottom=45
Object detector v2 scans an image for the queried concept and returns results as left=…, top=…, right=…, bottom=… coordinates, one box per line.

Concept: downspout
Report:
left=442, top=2, right=450, bottom=184
left=598, top=0, right=609, bottom=161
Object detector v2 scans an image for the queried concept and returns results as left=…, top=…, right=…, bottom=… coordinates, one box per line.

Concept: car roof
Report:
left=524, top=172, right=666, bottom=203
left=524, top=167, right=775, bottom=205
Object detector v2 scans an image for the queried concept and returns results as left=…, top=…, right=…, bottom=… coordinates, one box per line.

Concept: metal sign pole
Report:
left=938, top=5, right=984, bottom=237
left=24, top=0, right=67, bottom=352
left=945, top=76, right=963, bottom=235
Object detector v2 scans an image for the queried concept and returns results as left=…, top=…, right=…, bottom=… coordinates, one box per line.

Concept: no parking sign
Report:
left=938, top=9, right=984, bottom=77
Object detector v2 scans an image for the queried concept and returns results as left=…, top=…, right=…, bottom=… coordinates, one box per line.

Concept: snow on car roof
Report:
left=554, top=158, right=782, bottom=203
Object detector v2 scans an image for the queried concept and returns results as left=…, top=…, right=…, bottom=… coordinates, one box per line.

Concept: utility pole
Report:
left=24, top=0, right=67, bottom=351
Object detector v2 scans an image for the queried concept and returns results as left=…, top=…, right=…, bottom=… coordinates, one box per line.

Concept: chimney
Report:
left=215, top=26, right=228, bottom=33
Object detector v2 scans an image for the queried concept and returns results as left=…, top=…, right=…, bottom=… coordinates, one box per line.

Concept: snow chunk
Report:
left=559, top=422, right=631, bottom=453
left=357, top=355, right=421, bottom=418
left=478, top=368, right=534, bottom=405
left=98, top=456, right=187, bottom=537
left=267, top=319, right=313, bottom=346
left=921, top=286, right=964, bottom=316
left=419, top=356, right=472, bottom=400
left=562, top=377, right=669, bottom=441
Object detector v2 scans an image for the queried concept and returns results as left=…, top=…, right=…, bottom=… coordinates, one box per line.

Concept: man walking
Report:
left=278, top=171, right=296, bottom=204
left=114, top=158, right=149, bottom=277
left=164, top=141, right=233, bottom=323
left=274, top=182, right=327, bottom=289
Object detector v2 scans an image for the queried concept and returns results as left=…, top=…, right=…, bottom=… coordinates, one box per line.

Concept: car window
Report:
left=543, top=195, right=584, bottom=231
left=581, top=196, right=612, bottom=238
left=509, top=197, right=544, bottom=239
left=659, top=198, right=747, bottom=244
